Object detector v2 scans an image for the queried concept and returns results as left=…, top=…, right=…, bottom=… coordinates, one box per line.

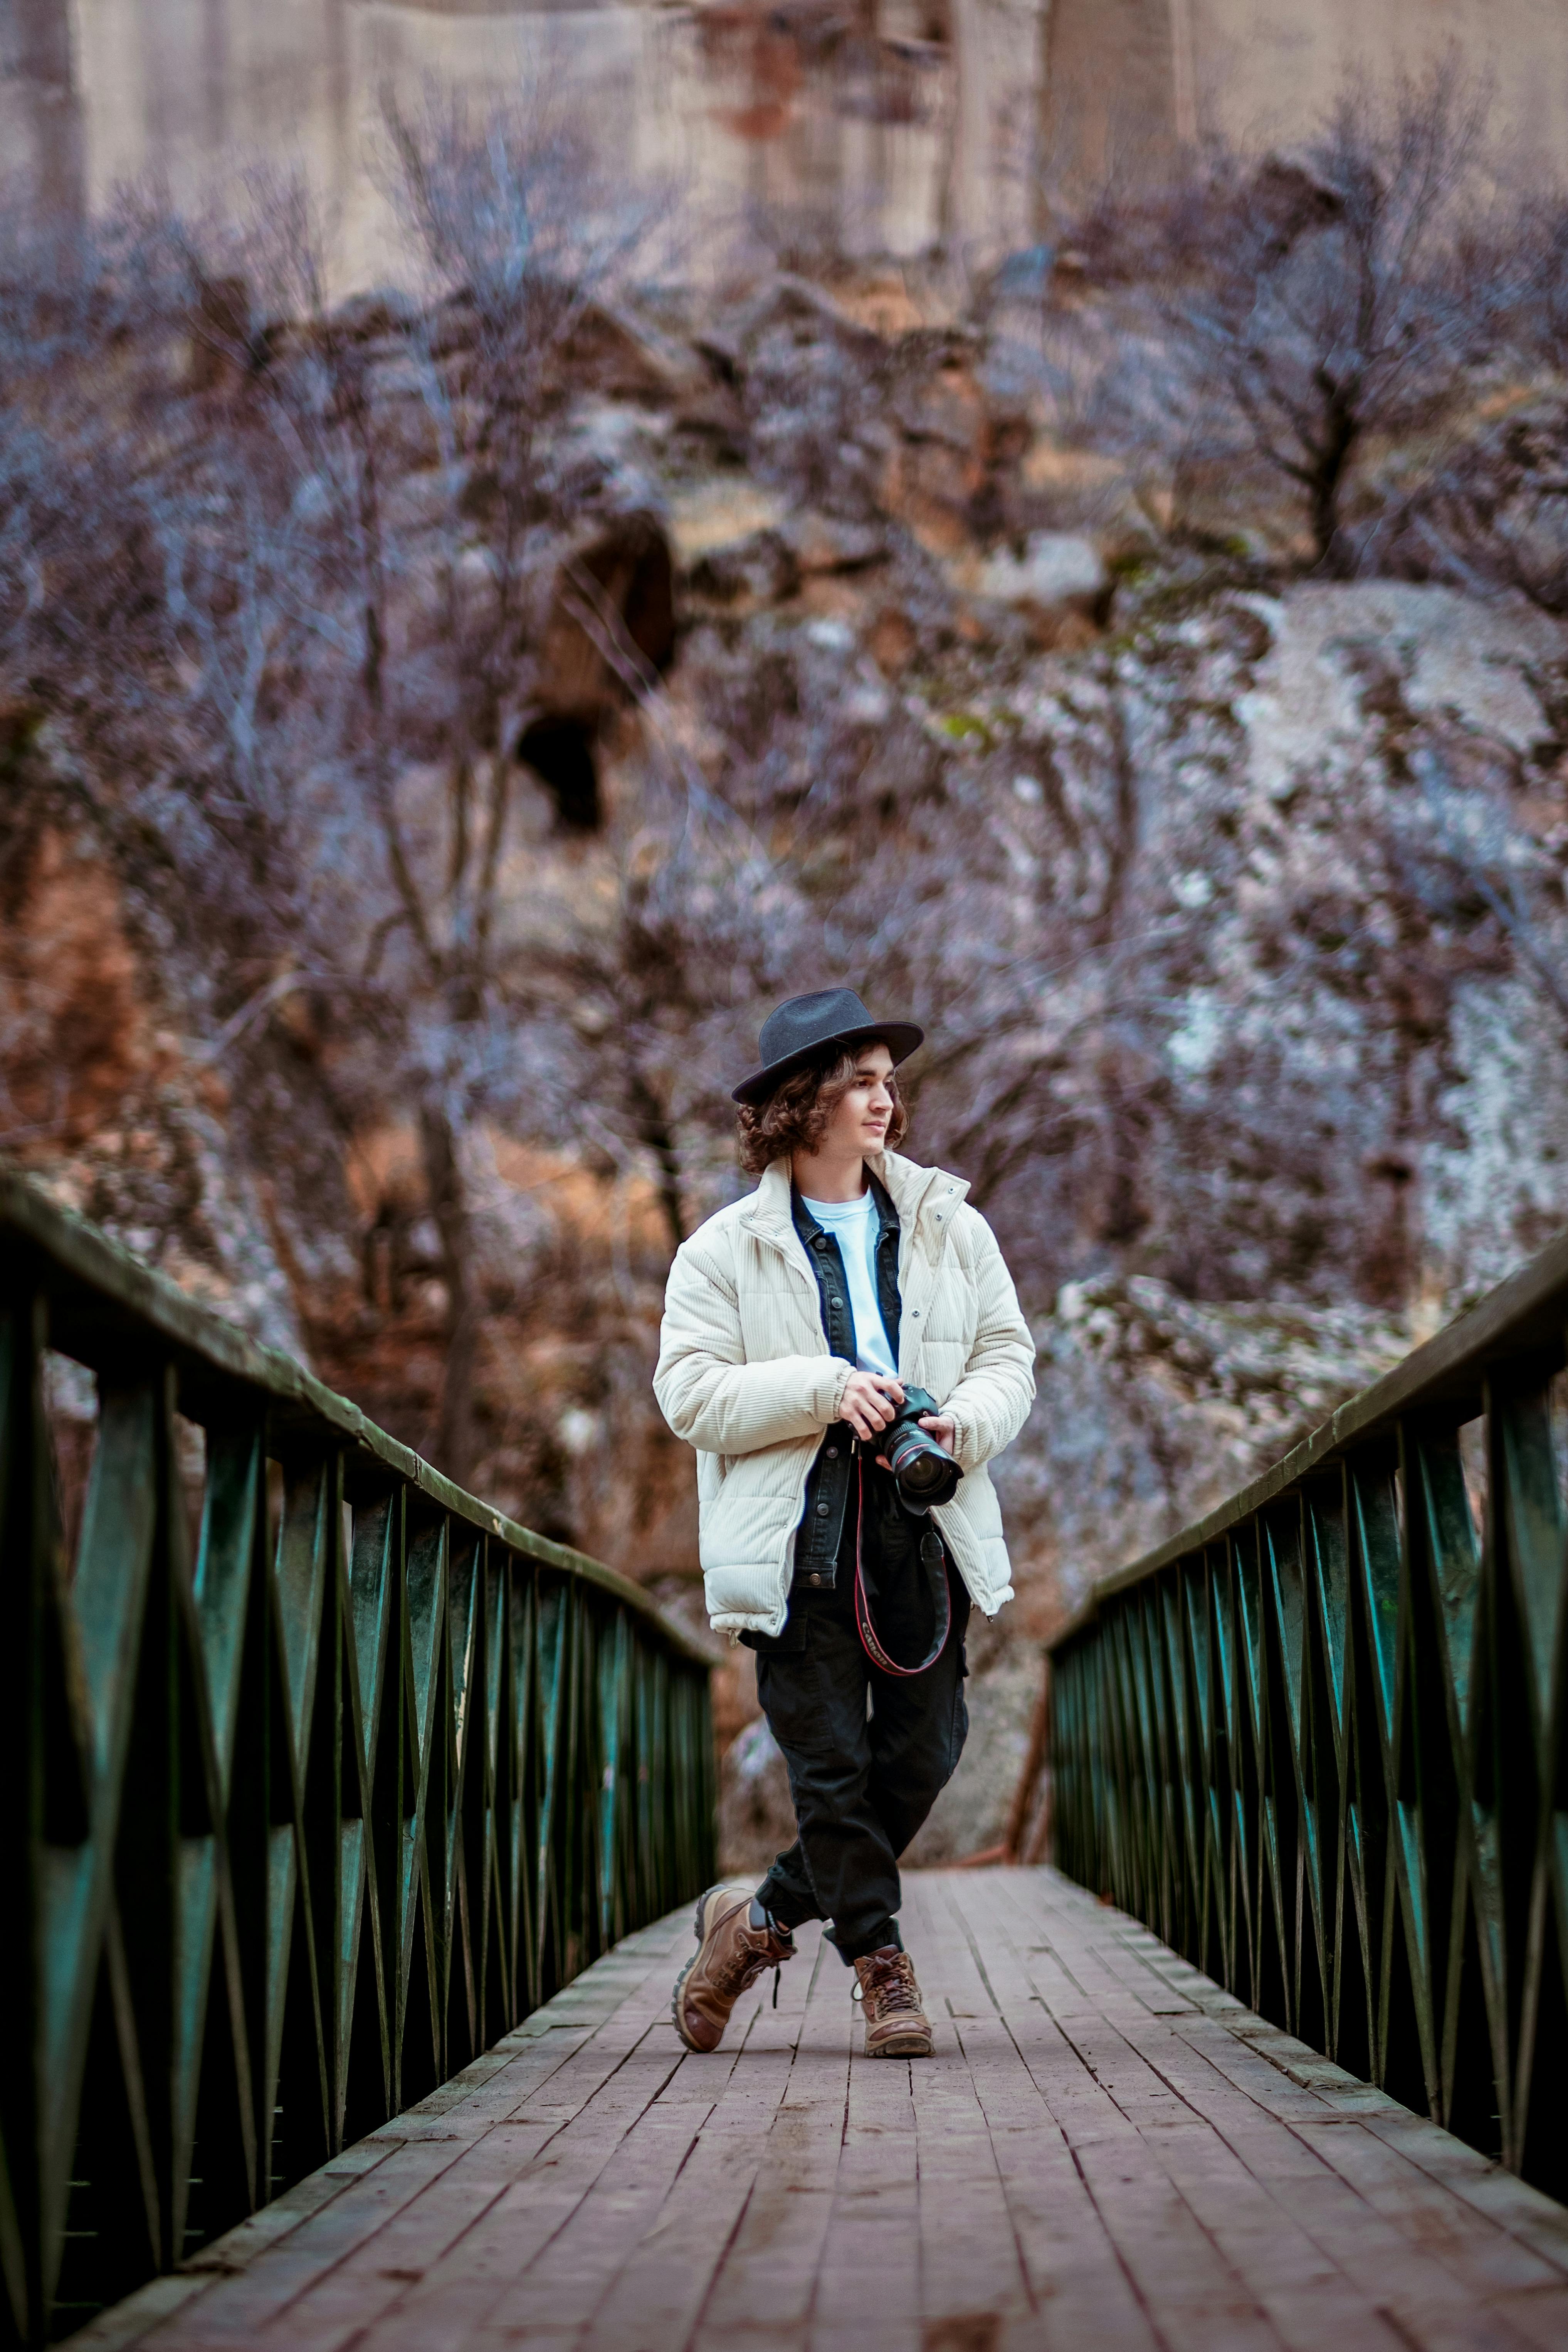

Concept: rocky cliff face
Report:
left=1, top=773, right=306, bottom=1354
left=7, top=268, right=1566, bottom=1866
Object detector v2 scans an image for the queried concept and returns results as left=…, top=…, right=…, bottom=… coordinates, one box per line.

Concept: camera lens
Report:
left=894, top=1443, right=949, bottom=1495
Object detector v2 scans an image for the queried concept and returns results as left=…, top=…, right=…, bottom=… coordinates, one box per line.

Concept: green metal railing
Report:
left=0, top=1174, right=716, bottom=2344
left=1049, top=1234, right=1568, bottom=2202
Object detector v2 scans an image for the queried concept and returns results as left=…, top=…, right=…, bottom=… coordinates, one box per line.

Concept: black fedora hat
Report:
left=731, top=988, right=924, bottom=1105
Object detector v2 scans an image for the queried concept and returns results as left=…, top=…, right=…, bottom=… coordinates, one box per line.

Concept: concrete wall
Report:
left=1, top=0, right=85, bottom=219
left=12, top=1, right=1568, bottom=277
left=1041, top=0, right=1181, bottom=203
left=1192, top=0, right=1568, bottom=165
left=1041, top=0, right=1568, bottom=209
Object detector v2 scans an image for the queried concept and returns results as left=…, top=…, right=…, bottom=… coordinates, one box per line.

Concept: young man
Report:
left=654, top=988, right=1035, bottom=2057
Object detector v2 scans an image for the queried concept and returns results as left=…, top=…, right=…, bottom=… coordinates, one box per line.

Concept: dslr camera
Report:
left=880, top=1385, right=962, bottom=1510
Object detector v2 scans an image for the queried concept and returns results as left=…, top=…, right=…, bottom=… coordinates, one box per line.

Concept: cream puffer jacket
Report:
left=654, top=1150, right=1036, bottom=1639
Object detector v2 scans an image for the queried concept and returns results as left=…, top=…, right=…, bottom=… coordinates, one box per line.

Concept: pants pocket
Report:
left=756, top=1640, right=838, bottom=1757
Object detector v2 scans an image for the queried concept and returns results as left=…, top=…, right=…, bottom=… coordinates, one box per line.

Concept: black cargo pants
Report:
left=748, top=1463, right=971, bottom=1962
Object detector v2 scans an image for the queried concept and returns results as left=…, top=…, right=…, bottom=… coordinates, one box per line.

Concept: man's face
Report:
left=822, top=1042, right=896, bottom=1157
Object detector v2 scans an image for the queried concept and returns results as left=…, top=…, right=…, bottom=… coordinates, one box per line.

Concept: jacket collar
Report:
left=865, top=1147, right=969, bottom=1227
left=743, top=1149, right=968, bottom=1239
left=745, top=1156, right=799, bottom=1239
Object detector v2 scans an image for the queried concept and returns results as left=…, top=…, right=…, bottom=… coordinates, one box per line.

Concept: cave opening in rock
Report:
left=516, top=716, right=601, bottom=833
left=576, top=514, right=676, bottom=680
left=617, top=531, right=676, bottom=676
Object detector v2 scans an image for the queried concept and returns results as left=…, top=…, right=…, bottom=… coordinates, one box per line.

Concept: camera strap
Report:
left=852, top=1454, right=950, bottom=1677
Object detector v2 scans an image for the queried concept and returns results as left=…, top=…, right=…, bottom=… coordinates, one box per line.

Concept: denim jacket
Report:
left=788, top=1173, right=903, bottom=1590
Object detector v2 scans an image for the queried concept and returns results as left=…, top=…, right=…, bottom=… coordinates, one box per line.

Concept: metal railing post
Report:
left=0, top=1175, right=716, bottom=2345
left=1047, top=1232, right=1568, bottom=2202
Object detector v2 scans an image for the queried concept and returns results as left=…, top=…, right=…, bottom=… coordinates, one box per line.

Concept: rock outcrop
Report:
left=7, top=263, right=1568, bottom=1873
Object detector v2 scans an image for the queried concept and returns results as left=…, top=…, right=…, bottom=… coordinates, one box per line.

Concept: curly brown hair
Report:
left=736, top=1041, right=908, bottom=1178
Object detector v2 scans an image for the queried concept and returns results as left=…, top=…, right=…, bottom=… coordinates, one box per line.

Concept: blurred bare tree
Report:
left=0, top=97, right=708, bottom=1484
left=5, top=50, right=1567, bottom=1539
left=1051, top=59, right=1507, bottom=570
left=1390, top=185, right=1568, bottom=612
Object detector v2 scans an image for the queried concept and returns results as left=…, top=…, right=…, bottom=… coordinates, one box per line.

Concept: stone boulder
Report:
left=968, top=531, right=1111, bottom=646
left=781, top=509, right=887, bottom=576
left=556, top=301, right=709, bottom=407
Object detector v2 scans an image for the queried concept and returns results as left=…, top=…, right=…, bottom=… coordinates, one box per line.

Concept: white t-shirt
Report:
left=800, top=1188, right=898, bottom=1379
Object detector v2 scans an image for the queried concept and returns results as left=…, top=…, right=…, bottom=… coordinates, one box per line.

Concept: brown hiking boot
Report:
left=854, top=1945, right=933, bottom=2057
left=672, top=1883, right=795, bottom=2053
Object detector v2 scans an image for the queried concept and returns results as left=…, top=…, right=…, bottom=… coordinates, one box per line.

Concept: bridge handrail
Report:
left=1, top=1170, right=711, bottom=1663
left=1, top=1172, right=716, bottom=2345
left=1046, top=1226, right=1568, bottom=2201
left=1049, top=1225, right=1568, bottom=1648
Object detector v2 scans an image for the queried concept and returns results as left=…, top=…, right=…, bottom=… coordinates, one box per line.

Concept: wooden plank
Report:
left=338, top=1955, right=692, bottom=2352
left=156, top=2140, right=511, bottom=2348
left=974, top=1875, right=1286, bottom=2352
left=938, top=1875, right=1166, bottom=2352
left=928, top=1893, right=1162, bottom=2352
left=1353, top=2109, right=1568, bottom=2278
left=904, top=1879, right=1037, bottom=2350
left=490, top=1975, right=756, bottom=2335
left=104, top=1875, right=1568, bottom=2352
left=1023, top=2011, right=1406, bottom=2352
left=1285, top=2120, right=1566, bottom=2298
left=1010, top=1875, right=1558, bottom=2352
left=1079, top=1927, right=1201, bottom=2016
left=576, top=2036, right=805, bottom=2352
left=63, top=2277, right=215, bottom=2352
left=692, top=1926, right=851, bottom=2352
left=1148, top=1999, right=1568, bottom=2322
left=1481, top=2286, right=1568, bottom=2352
left=178, top=2016, right=662, bottom=2346
left=459, top=2053, right=733, bottom=2352
left=809, top=1952, right=923, bottom=2352
left=354, top=1908, right=783, bottom=2352
left=1141, top=2042, right=1562, bottom=2352
left=116, top=1915, right=678, bottom=2347
left=118, top=2107, right=546, bottom=2348
left=994, top=1877, right=1505, bottom=2352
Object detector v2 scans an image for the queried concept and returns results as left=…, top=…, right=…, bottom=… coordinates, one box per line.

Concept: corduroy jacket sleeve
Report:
left=654, top=1231, right=853, bottom=1456
left=936, top=1208, right=1036, bottom=1472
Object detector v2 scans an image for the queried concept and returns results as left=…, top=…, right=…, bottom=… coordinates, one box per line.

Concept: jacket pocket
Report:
left=741, top=1604, right=808, bottom=1655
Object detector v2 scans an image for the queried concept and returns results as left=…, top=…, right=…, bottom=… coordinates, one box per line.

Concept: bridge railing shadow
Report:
left=1047, top=1227, right=1568, bottom=2205
left=0, top=1172, right=716, bottom=2347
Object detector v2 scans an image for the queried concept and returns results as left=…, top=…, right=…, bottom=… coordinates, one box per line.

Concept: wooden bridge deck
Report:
left=81, top=1869, right=1568, bottom=2352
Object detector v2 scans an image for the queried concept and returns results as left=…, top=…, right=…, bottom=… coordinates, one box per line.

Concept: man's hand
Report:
left=840, top=1370, right=904, bottom=1443
left=876, top=1411, right=956, bottom=1473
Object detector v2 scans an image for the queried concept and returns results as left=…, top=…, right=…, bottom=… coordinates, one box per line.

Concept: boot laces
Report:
left=712, top=1912, right=790, bottom=1998
left=864, top=1953, right=919, bottom=2015
left=714, top=1946, right=766, bottom=1996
